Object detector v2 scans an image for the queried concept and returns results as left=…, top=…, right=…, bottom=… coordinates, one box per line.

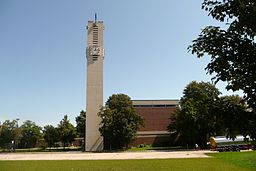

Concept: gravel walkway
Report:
left=0, top=150, right=215, bottom=160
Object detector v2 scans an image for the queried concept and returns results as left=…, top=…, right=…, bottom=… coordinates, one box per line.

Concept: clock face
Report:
left=90, top=46, right=100, bottom=56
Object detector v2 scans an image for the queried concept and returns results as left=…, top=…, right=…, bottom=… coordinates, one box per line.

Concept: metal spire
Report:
left=95, top=13, right=97, bottom=23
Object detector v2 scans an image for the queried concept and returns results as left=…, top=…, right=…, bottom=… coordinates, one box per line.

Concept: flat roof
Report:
left=132, top=99, right=179, bottom=106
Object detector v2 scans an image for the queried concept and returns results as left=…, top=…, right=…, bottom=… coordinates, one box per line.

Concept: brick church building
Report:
left=131, top=100, right=179, bottom=146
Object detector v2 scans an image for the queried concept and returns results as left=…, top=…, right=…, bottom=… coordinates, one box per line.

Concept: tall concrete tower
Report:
left=85, top=15, right=104, bottom=151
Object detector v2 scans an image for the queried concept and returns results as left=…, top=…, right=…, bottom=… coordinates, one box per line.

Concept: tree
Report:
left=0, top=120, right=21, bottom=149
left=98, top=94, right=144, bottom=150
left=58, top=115, right=76, bottom=148
left=43, top=125, right=59, bottom=148
left=75, top=110, right=86, bottom=150
left=19, top=120, right=42, bottom=148
left=168, top=81, right=221, bottom=147
left=188, top=0, right=256, bottom=138
left=218, top=95, right=249, bottom=139
left=75, top=110, right=86, bottom=138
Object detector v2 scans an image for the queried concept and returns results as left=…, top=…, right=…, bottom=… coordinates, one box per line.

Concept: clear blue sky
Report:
left=0, top=0, right=241, bottom=126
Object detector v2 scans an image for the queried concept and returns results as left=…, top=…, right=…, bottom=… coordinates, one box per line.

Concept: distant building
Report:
left=131, top=100, right=179, bottom=146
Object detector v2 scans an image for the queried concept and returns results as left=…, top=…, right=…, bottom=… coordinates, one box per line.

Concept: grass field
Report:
left=128, top=145, right=184, bottom=151
left=0, top=147, right=82, bottom=153
left=0, top=151, right=255, bottom=171
left=208, top=151, right=256, bottom=170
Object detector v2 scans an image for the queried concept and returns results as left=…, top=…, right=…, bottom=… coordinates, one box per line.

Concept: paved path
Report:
left=0, top=150, right=215, bottom=160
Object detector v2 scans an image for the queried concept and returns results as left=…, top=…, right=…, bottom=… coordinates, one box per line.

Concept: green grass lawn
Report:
left=128, top=145, right=184, bottom=151
left=0, top=151, right=255, bottom=171
left=0, top=147, right=83, bottom=153
left=208, top=151, right=256, bottom=170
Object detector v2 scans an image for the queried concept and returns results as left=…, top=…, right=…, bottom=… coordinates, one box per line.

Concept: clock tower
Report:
left=85, top=15, right=104, bottom=151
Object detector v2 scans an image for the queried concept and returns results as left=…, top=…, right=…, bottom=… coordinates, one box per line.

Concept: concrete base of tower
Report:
left=85, top=133, right=103, bottom=151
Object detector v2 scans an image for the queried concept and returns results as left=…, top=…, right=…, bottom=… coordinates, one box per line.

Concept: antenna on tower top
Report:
left=95, top=13, right=97, bottom=23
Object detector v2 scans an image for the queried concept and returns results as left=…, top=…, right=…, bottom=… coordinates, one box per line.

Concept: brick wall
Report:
left=131, top=106, right=176, bottom=146
left=135, top=107, right=176, bottom=131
